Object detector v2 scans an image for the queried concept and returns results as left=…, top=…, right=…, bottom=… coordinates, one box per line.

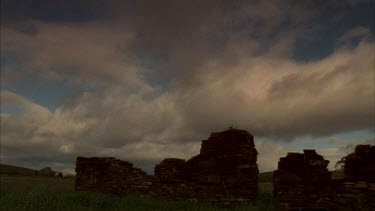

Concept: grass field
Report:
left=0, top=175, right=277, bottom=211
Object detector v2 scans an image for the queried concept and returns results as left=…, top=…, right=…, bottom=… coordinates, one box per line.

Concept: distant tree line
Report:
left=39, top=167, right=63, bottom=177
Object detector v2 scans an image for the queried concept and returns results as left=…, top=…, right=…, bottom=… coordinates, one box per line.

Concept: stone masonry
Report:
left=273, top=150, right=333, bottom=209
left=184, top=128, right=258, bottom=202
left=75, top=128, right=259, bottom=204
left=75, top=130, right=374, bottom=209
left=341, top=144, right=375, bottom=181
left=75, top=157, right=152, bottom=197
left=274, top=145, right=375, bottom=210
left=331, top=145, right=375, bottom=210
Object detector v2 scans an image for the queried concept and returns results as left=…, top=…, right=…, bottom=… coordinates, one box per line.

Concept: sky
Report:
left=1, top=0, right=374, bottom=175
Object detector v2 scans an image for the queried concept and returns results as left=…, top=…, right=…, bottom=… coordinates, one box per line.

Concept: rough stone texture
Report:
left=330, top=180, right=375, bottom=210
left=329, top=144, right=375, bottom=210
left=341, top=145, right=375, bottom=182
left=75, top=157, right=152, bottom=197
left=274, top=145, right=375, bottom=210
left=154, top=158, right=186, bottom=183
left=151, top=158, right=195, bottom=199
left=184, top=128, right=258, bottom=202
left=273, top=150, right=334, bottom=209
left=75, top=128, right=259, bottom=204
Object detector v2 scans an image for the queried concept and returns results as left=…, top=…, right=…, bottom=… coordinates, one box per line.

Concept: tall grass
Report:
left=0, top=175, right=277, bottom=210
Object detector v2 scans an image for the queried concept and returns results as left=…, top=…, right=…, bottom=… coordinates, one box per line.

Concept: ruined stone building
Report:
left=75, top=157, right=152, bottom=196
left=340, top=144, right=375, bottom=181
left=332, top=145, right=375, bottom=210
left=75, top=129, right=375, bottom=209
left=75, top=128, right=259, bottom=203
left=273, top=145, right=375, bottom=210
left=273, top=150, right=334, bottom=209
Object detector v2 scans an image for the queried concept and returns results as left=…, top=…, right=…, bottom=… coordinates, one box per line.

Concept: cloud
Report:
left=2, top=21, right=152, bottom=95
left=0, top=90, right=52, bottom=141
left=1, top=1, right=373, bottom=173
left=257, top=141, right=288, bottom=172
left=338, top=26, right=372, bottom=46
left=0, top=90, right=201, bottom=173
left=317, top=136, right=374, bottom=170
left=173, top=39, right=374, bottom=138
left=1, top=36, right=373, bottom=172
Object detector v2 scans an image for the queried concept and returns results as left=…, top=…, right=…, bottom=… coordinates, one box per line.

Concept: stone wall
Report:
left=184, top=128, right=258, bottom=202
left=75, top=128, right=259, bottom=204
left=273, top=145, right=375, bottom=210
left=330, top=144, right=375, bottom=210
left=154, top=158, right=186, bottom=183
left=151, top=158, right=194, bottom=199
left=75, top=130, right=374, bottom=209
left=273, top=150, right=334, bottom=209
left=331, top=180, right=375, bottom=210
left=75, top=157, right=152, bottom=196
left=341, top=144, right=375, bottom=181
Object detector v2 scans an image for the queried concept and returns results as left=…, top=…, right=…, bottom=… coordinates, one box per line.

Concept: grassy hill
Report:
left=258, top=171, right=273, bottom=182
left=331, top=169, right=345, bottom=180
left=0, top=164, right=39, bottom=176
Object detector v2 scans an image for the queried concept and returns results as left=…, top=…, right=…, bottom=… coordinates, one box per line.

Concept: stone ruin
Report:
left=75, top=130, right=374, bottom=209
left=332, top=145, right=375, bottom=210
left=273, top=150, right=334, bottom=209
left=75, top=128, right=259, bottom=204
left=340, top=144, right=375, bottom=181
left=184, top=129, right=258, bottom=202
left=273, top=145, right=375, bottom=210
left=75, top=157, right=152, bottom=197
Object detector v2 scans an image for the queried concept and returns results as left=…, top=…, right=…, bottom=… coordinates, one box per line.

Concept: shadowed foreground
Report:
left=0, top=175, right=277, bottom=211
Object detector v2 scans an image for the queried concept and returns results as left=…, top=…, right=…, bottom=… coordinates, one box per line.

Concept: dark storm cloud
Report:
left=1, top=0, right=374, bottom=172
left=1, top=0, right=108, bottom=22
left=105, top=0, right=230, bottom=83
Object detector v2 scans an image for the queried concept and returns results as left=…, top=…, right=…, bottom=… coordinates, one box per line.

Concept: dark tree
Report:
left=40, top=167, right=56, bottom=177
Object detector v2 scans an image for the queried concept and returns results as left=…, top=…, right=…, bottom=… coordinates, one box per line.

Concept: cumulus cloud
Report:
left=338, top=26, right=372, bottom=46
left=1, top=37, right=373, bottom=172
left=174, top=39, right=374, bottom=138
left=2, top=22, right=151, bottom=95
left=1, top=0, right=374, bottom=173
left=256, top=141, right=288, bottom=172
left=1, top=90, right=52, bottom=145
left=0, top=90, right=201, bottom=173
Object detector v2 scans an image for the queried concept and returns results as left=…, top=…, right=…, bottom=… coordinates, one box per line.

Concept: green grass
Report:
left=331, top=169, right=345, bottom=180
left=258, top=182, right=273, bottom=194
left=0, top=175, right=277, bottom=210
left=258, top=171, right=273, bottom=183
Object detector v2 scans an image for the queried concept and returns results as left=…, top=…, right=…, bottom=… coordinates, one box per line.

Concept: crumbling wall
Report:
left=184, top=129, right=258, bottom=203
left=341, top=144, right=375, bottom=181
left=332, top=180, right=375, bottom=210
left=274, top=145, right=375, bottom=210
left=75, top=157, right=152, bottom=196
left=151, top=158, right=194, bottom=199
left=154, top=158, right=186, bottom=183
left=75, top=129, right=259, bottom=203
left=273, top=150, right=334, bottom=209
left=329, top=144, right=375, bottom=210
